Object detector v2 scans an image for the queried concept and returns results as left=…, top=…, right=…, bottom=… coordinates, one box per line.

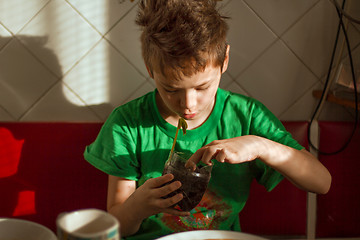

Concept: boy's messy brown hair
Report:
left=136, top=0, right=229, bottom=80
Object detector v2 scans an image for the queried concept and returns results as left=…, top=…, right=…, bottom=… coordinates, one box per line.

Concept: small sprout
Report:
left=179, top=117, right=188, bottom=135
left=168, top=117, right=188, bottom=161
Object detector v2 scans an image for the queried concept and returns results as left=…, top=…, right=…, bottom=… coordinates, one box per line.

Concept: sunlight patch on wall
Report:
left=0, top=0, right=49, bottom=34
left=63, top=40, right=110, bottom=106
left=59, top=1, right=110, bottom=106
left=0, top=127, right=24, bottom=178
left=12, top=191, right=36, bottom=216
left=67, top=0, right=111, bottom=35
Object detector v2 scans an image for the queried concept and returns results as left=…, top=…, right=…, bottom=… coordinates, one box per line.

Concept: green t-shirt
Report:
left=84, top=88, right=303, bottom=240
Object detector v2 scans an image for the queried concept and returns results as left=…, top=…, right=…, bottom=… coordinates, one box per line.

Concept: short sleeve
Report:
left=84, top=109, right=140, bottom=180
left=249, top=99, right=304, bottom=151
left=247, top=99, right=304, bottom=191
left=249, top=159, right=284, bottom=192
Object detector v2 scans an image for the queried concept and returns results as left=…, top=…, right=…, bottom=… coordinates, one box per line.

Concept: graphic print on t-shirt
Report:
left=161, top=188, right=232, bottom=231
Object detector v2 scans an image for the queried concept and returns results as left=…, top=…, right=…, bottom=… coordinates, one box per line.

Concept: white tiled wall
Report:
left=0, top=0, right=359, bottom=122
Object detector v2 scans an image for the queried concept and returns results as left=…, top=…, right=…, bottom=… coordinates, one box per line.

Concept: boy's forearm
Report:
left=108, top=201, right=144, bottom=237
left=257, top=136, right=331, bottom=194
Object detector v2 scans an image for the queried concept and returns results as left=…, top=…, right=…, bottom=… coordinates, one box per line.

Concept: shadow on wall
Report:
left=0, top=35, right=113, bottom=121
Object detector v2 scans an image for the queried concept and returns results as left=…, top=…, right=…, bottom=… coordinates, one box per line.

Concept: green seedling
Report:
left=168, top=117, right=188, bottom=161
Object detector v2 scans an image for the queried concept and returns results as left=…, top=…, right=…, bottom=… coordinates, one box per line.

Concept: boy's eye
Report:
left=164, top=88, right=178, bottom=93
left=197, top=86, right=209, bottom=91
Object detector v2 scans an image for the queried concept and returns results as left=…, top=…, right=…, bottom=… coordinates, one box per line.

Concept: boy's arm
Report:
left=107, top=176, right=140, bottom=237
left=186, top=135, right=331, bottom=194
left=259, top=140, right=331, bottom=194
left=107, top=175, right=190, bottom=237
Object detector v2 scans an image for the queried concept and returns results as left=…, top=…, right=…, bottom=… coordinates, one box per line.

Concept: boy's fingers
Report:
left=215, top=149, right=226, bottom=163
left=201, top=147, right=218, bottom=165
left=163, top=193, right=183, bottom=207
left=163, top=207, right=190, bottom=216
left=186, top=147, right=221, bottom=169
left=148, top=174, right=174, bottom=188
left=157, top=180, right=182, bottom=198
left=185, top=148, right=204, bottom=169
left=184, top=159, right=197, bottom=171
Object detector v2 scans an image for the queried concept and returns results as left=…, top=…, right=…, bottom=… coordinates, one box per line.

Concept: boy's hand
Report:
left=129, top=174, right=190, bottom=220
left=186, top=135, right=262, bottom=168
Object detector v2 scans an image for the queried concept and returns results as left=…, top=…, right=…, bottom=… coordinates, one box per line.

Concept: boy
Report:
left=84, top=0, right=331, bottom=239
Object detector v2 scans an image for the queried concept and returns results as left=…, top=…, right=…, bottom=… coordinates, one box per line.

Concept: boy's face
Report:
left=152, top=63, right=227, bottom=129
left=150, top=46, right=229, bottom=129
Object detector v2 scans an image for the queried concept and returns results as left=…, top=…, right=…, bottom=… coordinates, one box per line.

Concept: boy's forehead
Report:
left=154, top=64, right=221, bottom=87
left=151, top=51, right=221, bottom=78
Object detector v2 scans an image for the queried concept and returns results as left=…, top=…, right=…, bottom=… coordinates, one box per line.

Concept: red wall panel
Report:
left=317, top=121, right=360, bottom=238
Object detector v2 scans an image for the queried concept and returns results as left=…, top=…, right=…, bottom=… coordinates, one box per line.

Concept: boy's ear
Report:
left=221, top=45, right=230, bottom=74
left=146, top=65, right=154, bottom=78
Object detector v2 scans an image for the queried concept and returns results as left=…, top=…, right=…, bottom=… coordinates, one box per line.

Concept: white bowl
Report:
left=155, top=230, right=269, bottom=240
left=0, top=218, right=57, bottom=240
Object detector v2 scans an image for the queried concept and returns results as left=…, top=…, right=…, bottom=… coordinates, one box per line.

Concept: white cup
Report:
left=56, top=208, right=120, bottom=240
left=0, top=218, right=57, bottom=240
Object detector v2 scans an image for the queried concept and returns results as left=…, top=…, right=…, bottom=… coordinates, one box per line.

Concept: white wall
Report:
left=0, top=0, right=359, bottom=122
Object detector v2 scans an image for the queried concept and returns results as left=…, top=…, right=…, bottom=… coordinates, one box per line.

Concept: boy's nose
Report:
left=181, top=90, right=196, bottom=110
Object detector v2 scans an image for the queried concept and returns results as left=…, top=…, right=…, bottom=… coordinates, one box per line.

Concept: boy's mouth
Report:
left=183, top=113, right=196, bottom=119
